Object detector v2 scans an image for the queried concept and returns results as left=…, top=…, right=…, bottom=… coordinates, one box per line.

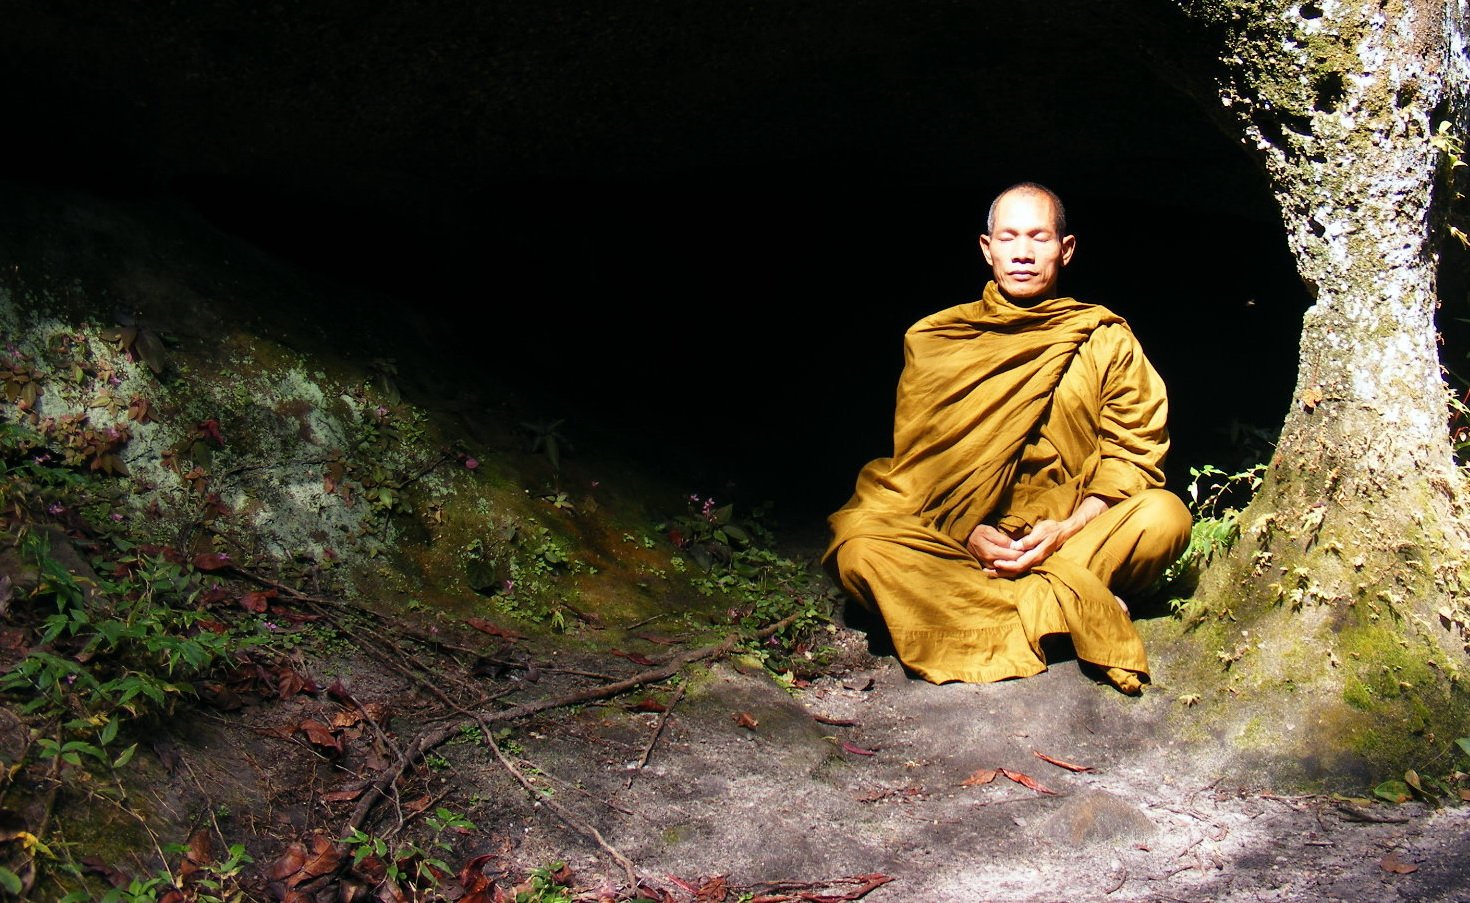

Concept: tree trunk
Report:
left=1159, top=0, right=1470, bottom=786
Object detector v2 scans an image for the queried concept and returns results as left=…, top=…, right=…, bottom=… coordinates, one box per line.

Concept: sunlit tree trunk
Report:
left=1163, top=0, right=1470, bottom=783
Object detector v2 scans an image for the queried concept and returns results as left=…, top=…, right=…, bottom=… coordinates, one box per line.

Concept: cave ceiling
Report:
left=0, top=1, right=1308, bottom=516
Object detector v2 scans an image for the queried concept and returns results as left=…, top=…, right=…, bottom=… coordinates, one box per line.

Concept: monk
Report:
left=824, top=182, right=1191, bottom=694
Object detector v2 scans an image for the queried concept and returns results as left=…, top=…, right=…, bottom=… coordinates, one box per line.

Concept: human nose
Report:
left=1011, top=238, right=1035, bottom=261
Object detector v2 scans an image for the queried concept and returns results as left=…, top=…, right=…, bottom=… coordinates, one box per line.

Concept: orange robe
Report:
left=824, top=281, right=1189, bottom=683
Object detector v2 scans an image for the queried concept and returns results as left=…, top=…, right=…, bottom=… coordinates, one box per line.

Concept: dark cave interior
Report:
left=0, top=2, right=1325, bottom=528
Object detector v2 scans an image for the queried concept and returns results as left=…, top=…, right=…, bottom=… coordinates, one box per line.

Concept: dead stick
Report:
left=485, top=728, right=639, bottom=889
left=626, top=683, right=685, bottom=788
left=346, top=615, right=797, bottom=832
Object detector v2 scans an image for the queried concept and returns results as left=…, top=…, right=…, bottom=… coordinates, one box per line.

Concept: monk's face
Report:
left=979, top=190, right=1076, bottom=303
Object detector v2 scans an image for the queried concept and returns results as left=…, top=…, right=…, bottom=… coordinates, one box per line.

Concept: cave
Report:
left=0, top=2, right=1312, bottom=530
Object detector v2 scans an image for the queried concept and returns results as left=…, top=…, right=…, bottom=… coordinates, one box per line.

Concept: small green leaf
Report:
left=0, top=866, right=23, bottom=894
left=112, top=743, right=137, bottom=769
left=1374, top=779, right=1412, bottom=804
left=1454, top=737, right=1470, bottom=759
left=99, top=717, right=119, bottom=747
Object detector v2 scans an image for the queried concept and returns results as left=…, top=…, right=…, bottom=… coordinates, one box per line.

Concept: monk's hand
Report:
left=967, top=524, right=1025, bottom=577
left=987, top=497, right=1112, bottom=577
left=992, top=520, right=1068, bottom=576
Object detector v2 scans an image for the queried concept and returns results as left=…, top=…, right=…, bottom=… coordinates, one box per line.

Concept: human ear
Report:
left=979, top=233, right=994, bottom=266
left=1059, top=234, right=1076, bottom=267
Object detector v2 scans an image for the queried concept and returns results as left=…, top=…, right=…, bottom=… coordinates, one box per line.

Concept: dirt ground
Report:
left=104, top=595, right=1470, bottom=903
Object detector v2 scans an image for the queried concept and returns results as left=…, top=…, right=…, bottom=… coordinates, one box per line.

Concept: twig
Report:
left=1103, top=867, right=1127, bottom=894
left=485, top=728, right=639, bottom=889
left=626, top=683, right=685, bottom=788
left=346, top=627, right=762, bottom=832
left=622, top=612, right=668, bottom=631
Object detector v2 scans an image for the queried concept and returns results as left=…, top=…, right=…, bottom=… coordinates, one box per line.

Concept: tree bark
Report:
left=1163, top=0, right=1470, bottom=784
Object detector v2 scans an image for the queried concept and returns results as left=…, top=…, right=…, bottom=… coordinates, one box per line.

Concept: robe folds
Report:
left=824, top=281, right=1189, bottom=684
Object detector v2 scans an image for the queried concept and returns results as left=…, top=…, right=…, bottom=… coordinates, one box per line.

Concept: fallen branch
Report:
left=746, top=872, right=896, bottom=902
left=627, top=683, right=685, bottom=788
left=346, top=617, right=797, bottom=832
left=485, top=728, right=639, bottom=889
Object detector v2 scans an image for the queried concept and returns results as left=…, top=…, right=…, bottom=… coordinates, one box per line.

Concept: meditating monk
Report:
left=824, top=182, right=1191, bottom=694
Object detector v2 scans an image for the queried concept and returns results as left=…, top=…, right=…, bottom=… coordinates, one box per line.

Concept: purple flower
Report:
left=464, top=457, right=479, bottom=470
left=375, top=405, right=389, bottom=419
left=263, top=621, right=280, bottom=631
left=47, top=503, right=65, bottom=516
left=110, top=512, right=124, bottom=522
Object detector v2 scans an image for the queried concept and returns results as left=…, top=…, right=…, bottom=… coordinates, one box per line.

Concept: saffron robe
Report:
left=824, top=281, right=1185, bottom=684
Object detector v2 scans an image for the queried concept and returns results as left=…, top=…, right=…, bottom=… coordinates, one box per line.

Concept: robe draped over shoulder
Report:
left=824, top=281, right=1175, bottom=683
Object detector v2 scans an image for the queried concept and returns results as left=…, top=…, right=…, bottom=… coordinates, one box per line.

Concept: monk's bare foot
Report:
left=1103, top=667, right=1143, bottom=696
left=1115, top=594, right=1129, bottom=613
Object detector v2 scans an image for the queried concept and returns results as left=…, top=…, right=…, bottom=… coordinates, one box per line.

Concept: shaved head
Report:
left=986, top=182, right=1067, bottom=236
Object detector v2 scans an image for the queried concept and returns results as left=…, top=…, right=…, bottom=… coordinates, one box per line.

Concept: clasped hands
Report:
left=966, top=521, right=1068, bottom=578
left=966, top=496, right=1110, bottom=578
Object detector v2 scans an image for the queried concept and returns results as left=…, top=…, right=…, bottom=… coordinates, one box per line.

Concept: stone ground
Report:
left=501, top=625, right=1470, bottom=903
left=147, top=601, right=1470, bottom=903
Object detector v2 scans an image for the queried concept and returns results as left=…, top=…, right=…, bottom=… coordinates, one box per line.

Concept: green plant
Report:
left=661, top=495, right=835, bottom=669
left=513, top=861, right=576, bottom=903
left=1430, top=120, right=1469, bottom=251
left=2, top=354, right=42, bottom=408
left=521, top=418, right=569, bottom=471
left=1373, top=736, right=1470, bottom=806
left=341, top=807, right=476, bottom=895
left=1157, top=462, right=1267, bottom=598
left=34, top=412, right=132, bottom=475
left=99, top=314, right=169, bottom=376
left=0, top=530, right=256, bottom=801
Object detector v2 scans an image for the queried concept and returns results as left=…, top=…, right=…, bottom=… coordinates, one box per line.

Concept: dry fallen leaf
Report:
left=734, top=711, right=759, bottom=730
left=296, top=719, right=343, bottom=754
left=963, top=767, right=1055, bottom=793
left=319, top=788, right=364, bottom=803
left=466, top=618, right=523, bottom=640
left=999, top=768, right=1057, bottom=795
left=238, top=589, right=277, bottom=613
left=1379, top=852, right=1419, bottom=874
left=611, top=649, right=658, bottom=666
left=1302, top=385, right=1325, bottom=412
left=840, top=740, right=878, bottom=756
left=1033, top=749, right=1096, bottom=773
left=693, top=874, right=728, bottom=902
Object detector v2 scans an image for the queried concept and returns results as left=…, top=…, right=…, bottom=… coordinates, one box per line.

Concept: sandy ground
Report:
left=406, top=622, right=1470, bottom=903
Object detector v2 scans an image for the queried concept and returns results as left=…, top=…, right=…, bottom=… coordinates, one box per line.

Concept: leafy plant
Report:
left=341, top=807, right=476, bottom=895
left=52, top=839, right=254, bottom=903
left=34, top=412, right=132, bottom=475
left=1156, top=462, right=1267, bottom=598
left=512, top=861, right=576, bottom=903
left=0, top=530, right=254, bottom=799
left=1430, top=120, right=1469, bottom=251
left=99, top=312, right=169, bottom=376
left=662, top=495, right=835, bottom=666
left=1, top=354, right=42, bottom=408
left=521, top=418, right=569, bottom=471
